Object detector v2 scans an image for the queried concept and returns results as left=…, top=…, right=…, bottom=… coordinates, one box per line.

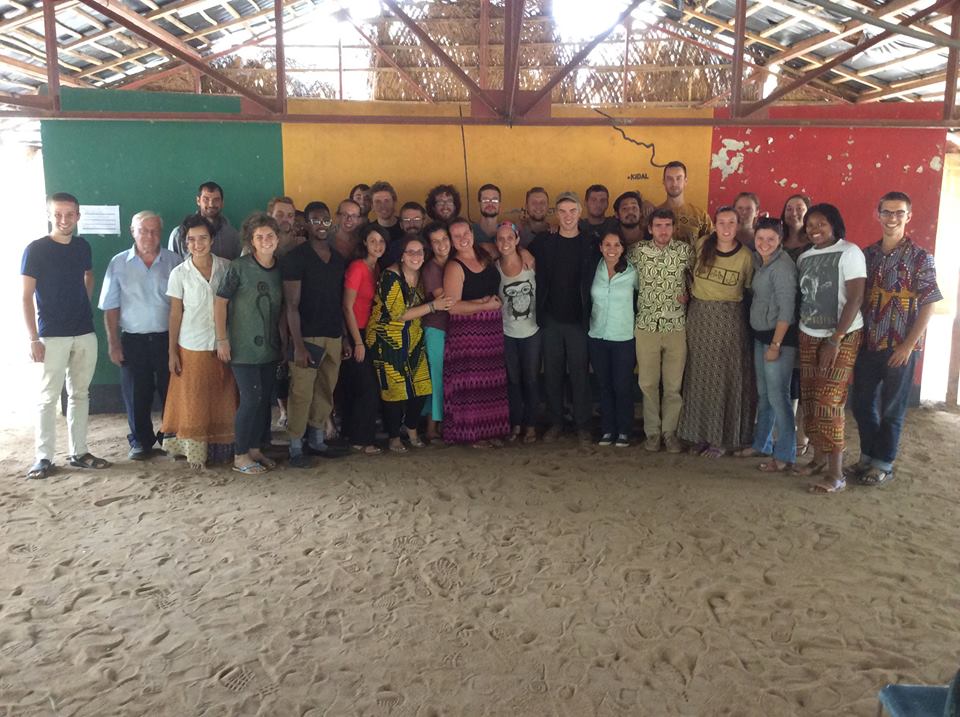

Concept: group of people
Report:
left=22, top=163, right=941, bottom=495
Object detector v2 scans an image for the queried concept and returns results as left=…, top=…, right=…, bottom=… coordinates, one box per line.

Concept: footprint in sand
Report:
left=706, top=591, right=731, bottom=625
left=558, top=685, right=576, bottom=700
left=375, top=687, right=404, bottom=711
left=93, top=494, right=140, bottom=508
left=812, top=526, right=840, bottom=552
left=426, top=557, right=463, bottom=593
left=770, top=612, right=796, bottom=644
left=392, top=535, right=426, bottom=554
left=7, top=543, right=47, bottom=561
left=217, top=664, right=256, bottom=693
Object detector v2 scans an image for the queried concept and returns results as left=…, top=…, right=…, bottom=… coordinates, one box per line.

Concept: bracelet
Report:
left=216, top=337, right=228, bottom=342
left=826, top=336, right=841, bottom=347
left=30, top=339, right=41, bottom=343
left=429, top=302, right=435, bottom=314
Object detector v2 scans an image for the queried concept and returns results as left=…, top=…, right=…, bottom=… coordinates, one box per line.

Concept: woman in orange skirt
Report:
left=161, top=215, right=238, bottom=468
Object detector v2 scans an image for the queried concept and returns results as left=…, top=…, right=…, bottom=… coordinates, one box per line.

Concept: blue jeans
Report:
left=504, top=331, right=542, bottom=428
left=231, top=362, right=277, bottom=455
left=588, top=337, right=636, bottom=436
left=851, top=348, right=918, bottom=471
left=751, top=340, right=797, bottom=463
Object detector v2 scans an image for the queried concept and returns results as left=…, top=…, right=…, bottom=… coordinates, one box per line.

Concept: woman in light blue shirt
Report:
left=589, top=231, right=639, bottom=447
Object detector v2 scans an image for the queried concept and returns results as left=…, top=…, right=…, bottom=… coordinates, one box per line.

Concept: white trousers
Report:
left=37, top=333, right=98, bottom=462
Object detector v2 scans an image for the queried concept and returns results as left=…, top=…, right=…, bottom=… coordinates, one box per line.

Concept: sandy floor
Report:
left=0, top=406, right=958, bottom=716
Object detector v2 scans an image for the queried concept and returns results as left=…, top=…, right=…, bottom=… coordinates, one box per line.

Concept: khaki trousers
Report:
left=635, top=328, right=686, bottom=437
left=287, top=336, right=342, bottom=439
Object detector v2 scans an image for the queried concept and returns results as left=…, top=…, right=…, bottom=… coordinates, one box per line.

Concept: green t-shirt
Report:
left=691, top=239, right=754, bottom=302
left=216, top=254, right=282, bottom=364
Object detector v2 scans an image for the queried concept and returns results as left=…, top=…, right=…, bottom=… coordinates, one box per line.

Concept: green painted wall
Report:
left=41, top=89, right=283, bottom=402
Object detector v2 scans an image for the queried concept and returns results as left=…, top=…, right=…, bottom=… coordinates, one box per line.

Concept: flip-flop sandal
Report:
left=255, top=457, right=278, bottom=469
left=688, top=442, right=708, bottom=456
left=232, top=462, right=267, bottom=475
left=758, top=460, right=789, bottom=473
left=388, top=442, right=407, bottom=454
left=408, top=438, right=427, bottom=449
left=26, top=459, right=53, bottom=480
left=362, top=445, right=383, bottom=455
left=857, top=468, right=895, bottom=487
left=809, top=478, right=846, bottom=494
left=701, top=446, right=726, bottom=459
left=67, top=453, right=111, bottom=469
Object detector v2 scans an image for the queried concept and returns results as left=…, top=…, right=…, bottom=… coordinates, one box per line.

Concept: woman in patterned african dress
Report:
left=365, top=234, right=454, bottom=453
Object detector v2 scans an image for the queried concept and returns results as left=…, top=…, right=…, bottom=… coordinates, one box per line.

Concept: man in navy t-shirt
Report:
left=21, top=192, right=110, bottom=479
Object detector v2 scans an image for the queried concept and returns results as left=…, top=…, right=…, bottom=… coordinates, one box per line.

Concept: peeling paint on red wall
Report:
left=708, top=104, right=947, bottom=254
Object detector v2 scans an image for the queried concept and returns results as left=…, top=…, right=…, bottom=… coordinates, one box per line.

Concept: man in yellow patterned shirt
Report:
left=657, top=161, right=713, bottom=245
left=627, top=207, right=694, bottom=454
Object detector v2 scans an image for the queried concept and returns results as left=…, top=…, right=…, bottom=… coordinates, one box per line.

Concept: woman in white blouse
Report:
left=160, top=215, right=238, bottom=468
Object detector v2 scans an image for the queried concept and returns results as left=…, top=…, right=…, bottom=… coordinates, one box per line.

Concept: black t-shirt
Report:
left=377, top=220, right=405, bottom=244
left=280, top=242, right=346, bottom=338
left=545, top=233, right=586, bottom=324
left=21, top=235, right=95, bottom=337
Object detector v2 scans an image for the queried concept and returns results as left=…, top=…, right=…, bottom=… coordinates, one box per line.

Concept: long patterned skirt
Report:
left=799, top=329, right=861, bottom=453
left=678, top=299, right=756, bottom=449
left=160, top=347, right=238, bottom=467
left=442, top=310, right=510, bottom=443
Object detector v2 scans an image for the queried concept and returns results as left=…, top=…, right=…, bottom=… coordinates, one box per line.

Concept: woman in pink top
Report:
left=341, top=225, right=387, bottom=454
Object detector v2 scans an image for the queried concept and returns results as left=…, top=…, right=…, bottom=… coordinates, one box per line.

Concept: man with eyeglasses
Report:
left=382, top=201, right=427, bottom=268
left=280, top=198, right=349, bottom=467
left=332, top=199, right=363, bottom=260
left=848, top=191, right=942, bottom=488
left=168, top=181, right=241, bottom=260
left=472, top=183, right=502, bottom=244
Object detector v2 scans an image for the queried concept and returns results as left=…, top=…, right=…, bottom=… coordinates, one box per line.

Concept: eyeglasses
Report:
left=309, top=217, right=333, bottom=227
left=435, top=199, right=455, bottom=207
left=338, top=212, right=361, bottom=220
left=481, top=198, right=501, bottom=204
left=403, top=249, right=425, bottom=256
left=879, top=210, right=907, bottom=219
left=400, top=217, right=423, bottom=225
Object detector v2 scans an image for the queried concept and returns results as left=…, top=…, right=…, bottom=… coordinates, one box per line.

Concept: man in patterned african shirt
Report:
left=627, top=207, right=694, bottom=454
left=849, top=191, right=942, bottom=487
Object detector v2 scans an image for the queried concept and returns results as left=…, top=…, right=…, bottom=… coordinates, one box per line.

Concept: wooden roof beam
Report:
left=77, top=0, right=277, bottom=111
left=381, top=0, right=502, bottom=117
left=752, top=0, right=844, bottom=34
left=857, top=70, right=947, bottom=101
left=0, top=52, right=88, bottom=86
left=502, top=0, right=524, bottom=119
left=745, top=0, right=953, bottom=115
left=944, top=0, right=959, bottom=119
left=517, top=0, right=643, bottom=117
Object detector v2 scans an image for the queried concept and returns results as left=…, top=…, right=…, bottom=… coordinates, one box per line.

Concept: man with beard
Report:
left=331, top=199, right=363, bottom=260
left=518, top=186, right=551, bottom=248
left=425, top=184, right=461, bottom=222
left=579, top=184, right=615, bottom=247
left=267, top=195, right=299, bottom=257
left=472, top=183, right=502, bottom=244
left=658, top=161, right=712, bottom=245
left=613, top=191, right=646, bottom=248
left=168, top=181, right=241, bottom=260
left=381, top=201, right=427, bottom=268
left=349, top=183, right=372, bottom=225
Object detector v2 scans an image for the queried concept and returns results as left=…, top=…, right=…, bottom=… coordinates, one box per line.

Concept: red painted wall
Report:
left=708, top=104, right=948, bottom=254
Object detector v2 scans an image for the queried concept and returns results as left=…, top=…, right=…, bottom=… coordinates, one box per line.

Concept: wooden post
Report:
left=274, top=0, right=286, bottom=112
left=730, top=0, right=747, bottom=117
left=42, top=0, right=60, bottom=111
left=945, top=0, right=959, bottom=120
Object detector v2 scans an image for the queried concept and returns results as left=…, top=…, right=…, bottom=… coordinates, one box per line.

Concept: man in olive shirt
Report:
left=628, top=208, right=693, bottom=453
left=658, top=161, right=712, bottom=245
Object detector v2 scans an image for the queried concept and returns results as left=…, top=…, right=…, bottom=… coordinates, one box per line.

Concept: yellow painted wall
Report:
left=282, top=100, right=713, bottom=221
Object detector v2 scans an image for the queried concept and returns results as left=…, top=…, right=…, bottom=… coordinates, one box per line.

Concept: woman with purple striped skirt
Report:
left=441, top=217, right=511, bottom=447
